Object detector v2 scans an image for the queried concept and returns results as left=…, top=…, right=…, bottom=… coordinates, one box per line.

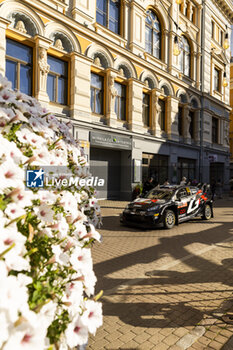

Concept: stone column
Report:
left=166, top=96, right=179, bottom=141
left=128, top=78, right=144, bottom=133
left=183, top=103, right=191, bottom=144
left=70, top=52, right=92, bottom=122
left=0, top=17, right=11, bottom=76
left=34, top=35, right=52, bottom=106
left=151, top=89, right=162, bottom=137
left=106, top=69, right=118, bottom=128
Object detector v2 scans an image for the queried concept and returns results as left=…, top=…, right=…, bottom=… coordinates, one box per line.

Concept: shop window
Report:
left=178, top=36, right=191, bottom=77
left=212, top=117, right=218, bottom=143
left=178, top=157, right=196, bottom=182
left=145, top=10, right=161, bottom=59
left=214, top=67, right=221, bottom=92
left=142, top=153, right=169, bottom=185
left=142, top=92, right=150, bottom=127
left=47, top=55, right=68, bottom=105
left=90, top=73, right=104, bottom=114
left=6, top=38, right=32, bottom=95
left=96, top=0, right=120, bottom=35
left=114, top=82, right=126, bottom=120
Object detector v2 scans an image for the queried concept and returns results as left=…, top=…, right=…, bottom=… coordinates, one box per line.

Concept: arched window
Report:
left=96, top=0, right=120, bottom=35
left=178, top=36, right=191, bottom=77
left=145, top=10, right=161, bottom=59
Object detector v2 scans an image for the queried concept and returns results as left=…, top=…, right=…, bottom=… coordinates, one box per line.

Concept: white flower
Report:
left=40, top=301, right=57, bottom=328
left=16, top=127, right=34, bottom=144
left=34, top=203, right=54, bottom=223
left=81, top=300, right=103, bottom=335
left=3, top=319, right=47, bottom=350
left=11, top=187, right=33, bottom=208
left=52, top=245, right=69, bottom=266
left=0, top=88, right=16, bottom=104
left=65, top=316, right=88, bottom=348
left=51, top=214, right=69, bottom=239
left=0, top=160, right=24, bottom=190
left=31, top=146, right=51, bottom=165
left=70, top=247, right=92, bottom=274
left=0, top=312, right=9, bottom=348
left=5, top=203, right=26, bottom=219
left=73, top=222, right=87, bottom=240
left=82, top=269, right=97, bottom=297
left=87, top=224, right=101, bottom=242
left=4, top=141, right=27, bottom=164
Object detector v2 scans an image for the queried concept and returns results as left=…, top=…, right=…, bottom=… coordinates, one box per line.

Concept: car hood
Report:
left=128, top=198, right=167, bottom=210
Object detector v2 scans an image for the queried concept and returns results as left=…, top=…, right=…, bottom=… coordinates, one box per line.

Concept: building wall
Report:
left=0, top=0, right=232, bottom=198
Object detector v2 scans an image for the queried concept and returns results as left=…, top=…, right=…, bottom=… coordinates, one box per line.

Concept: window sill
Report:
left=49, top=102, right=69, bottom=108
left=94, top=23, right=127, bottom=47
left=144, top=52, right=166, bottom=70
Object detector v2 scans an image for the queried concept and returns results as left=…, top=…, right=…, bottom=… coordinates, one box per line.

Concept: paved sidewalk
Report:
left=88, top=198, right=233, bottom=350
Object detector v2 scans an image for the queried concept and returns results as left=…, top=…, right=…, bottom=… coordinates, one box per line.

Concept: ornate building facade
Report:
left=0, top=0, right=232, bottom=198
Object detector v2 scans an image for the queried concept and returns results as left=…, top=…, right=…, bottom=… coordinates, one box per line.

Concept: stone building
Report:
left=0, top=0, right=232, bottom=199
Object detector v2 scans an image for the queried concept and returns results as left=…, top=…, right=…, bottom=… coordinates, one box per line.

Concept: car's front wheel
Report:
left=163, top=210, right=176, bottom=229
left=202, top=204, right=212, bottom=220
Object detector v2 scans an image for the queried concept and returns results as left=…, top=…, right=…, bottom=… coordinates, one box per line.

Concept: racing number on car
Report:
left=187, top=198, right=199, bottom=214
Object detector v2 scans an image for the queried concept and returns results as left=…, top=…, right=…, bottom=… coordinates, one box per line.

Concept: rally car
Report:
left=120, top=185, right=213, bottom=229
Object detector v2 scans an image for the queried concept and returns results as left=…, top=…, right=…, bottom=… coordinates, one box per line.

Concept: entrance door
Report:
left=90, top=148, right=121, bottom=199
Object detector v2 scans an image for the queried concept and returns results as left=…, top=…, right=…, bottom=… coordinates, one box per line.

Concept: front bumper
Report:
left=120, top=211, right=162, bottom=228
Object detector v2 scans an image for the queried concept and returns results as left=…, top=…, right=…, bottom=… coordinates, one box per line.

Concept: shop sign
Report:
left=208, top=155, right=218, bottom=162
left=90, top=131, right=132, bottom=150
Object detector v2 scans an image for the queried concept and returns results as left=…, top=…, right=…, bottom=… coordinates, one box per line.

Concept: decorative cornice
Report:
left=212, top=0, right=233, bottom=23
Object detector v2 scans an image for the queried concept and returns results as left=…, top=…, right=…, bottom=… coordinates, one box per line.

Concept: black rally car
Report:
left=120, top=185, right=213, bottom=229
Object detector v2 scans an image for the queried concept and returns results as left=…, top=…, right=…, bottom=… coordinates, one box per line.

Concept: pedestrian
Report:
left=142, top=177, right=154, bottom=196
left=210, top=178, right=216, bottom=200
left=216, top=179, right=223, bottom=199
left=180, top=176, right=187, bottom=185
left=163, top=178, right=170, bottom=185
left=229, top=177, right=233, bottom=197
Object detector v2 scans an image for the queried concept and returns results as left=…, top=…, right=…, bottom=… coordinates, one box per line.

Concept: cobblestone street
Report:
left=88, top=198, right=233, bottom=350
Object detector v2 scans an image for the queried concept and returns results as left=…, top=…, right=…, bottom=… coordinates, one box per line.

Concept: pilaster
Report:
left=34, top=35, right=52, bottom=106
left=128, top=78, right=144, bottom=133
left=0, top=17, right=11, bottom=76
left=106, top=69, right=118, bottom=128
left=70, top=52, right=92, bottom=121
left=166, top=96, right=179, bottom=141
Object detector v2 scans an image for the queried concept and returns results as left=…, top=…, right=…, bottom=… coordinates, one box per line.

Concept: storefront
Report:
left=89, top=131, right=132, bottom=199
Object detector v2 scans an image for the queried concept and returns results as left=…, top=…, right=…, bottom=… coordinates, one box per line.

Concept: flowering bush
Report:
left=0, top=75, right=102, bottom=350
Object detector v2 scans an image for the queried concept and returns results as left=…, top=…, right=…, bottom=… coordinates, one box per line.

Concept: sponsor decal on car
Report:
left=178, top=203, right=188, bottom=209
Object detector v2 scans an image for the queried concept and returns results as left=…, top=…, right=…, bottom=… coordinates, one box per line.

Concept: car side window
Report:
left=176, top=188, right=188, bottom=200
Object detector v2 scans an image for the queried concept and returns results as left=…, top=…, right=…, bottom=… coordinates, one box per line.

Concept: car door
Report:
left=176, top=187, right=192, bottom=218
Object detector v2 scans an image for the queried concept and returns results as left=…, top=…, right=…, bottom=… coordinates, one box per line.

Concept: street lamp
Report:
left=223, top=72, right=228, bottom=87
left=173, top=36, right=181, bottom=56
left=223, top=33, right=229, bottom=49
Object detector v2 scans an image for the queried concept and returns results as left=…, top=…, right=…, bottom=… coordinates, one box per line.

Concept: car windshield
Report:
left=146, top=189, right=174, bottom=200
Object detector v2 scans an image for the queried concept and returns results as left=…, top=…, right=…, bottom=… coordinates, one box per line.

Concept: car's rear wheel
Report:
left=163, top=210, right=176, bottom=229
left=202, top=204, right=212, bottom=220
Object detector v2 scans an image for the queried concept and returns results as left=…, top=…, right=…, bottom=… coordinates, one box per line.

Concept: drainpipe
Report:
left=199, top=0, right=205, bottom=183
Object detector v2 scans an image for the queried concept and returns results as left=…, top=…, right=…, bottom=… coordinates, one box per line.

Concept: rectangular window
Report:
left=114, top=82, right=126, bottom=120
left=158, top=99, right=166, bottom=131
left=211, top=21, right=215, bottom=39
left=214, top=67, right=220, bottom=92
left=90, top=73, right=103, bottom=114
left=6, top=39, right=32, bottom=95
left=47, top=55, right=68, bottom=105
left=189, top=111, right=195, bottom=139
left=142, top=93, right=150, bottom=127
left=96, top=0, right=120, bottom=34
left=212, top=117, right=218, bottom=143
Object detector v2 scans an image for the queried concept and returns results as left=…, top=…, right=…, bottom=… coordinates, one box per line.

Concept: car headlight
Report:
left=147, top=205, right=160, bottom=212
